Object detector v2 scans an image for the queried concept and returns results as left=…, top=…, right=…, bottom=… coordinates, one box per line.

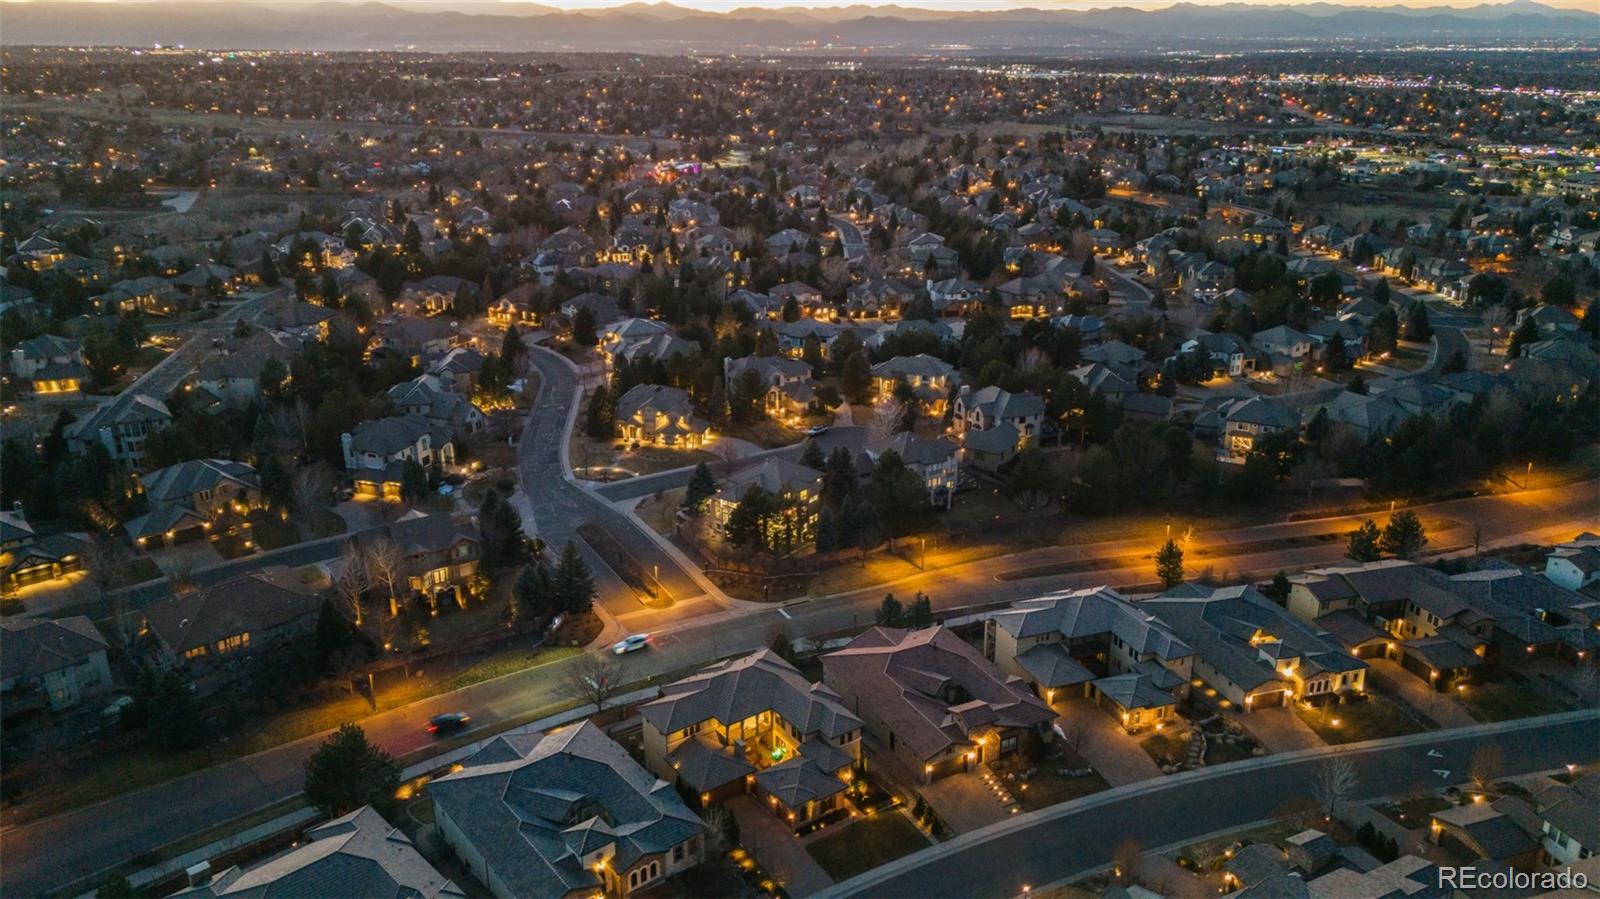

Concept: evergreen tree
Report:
left=841, top=350, right=873, bottom=404
left=513, top=564, right=551, bottom=619
left=683, top=462, right=717, bottom=514
left=554, top=541, right=596, bottom=615
left=400, top=459, right=429, bottom=503
left=815, top=507, right=838, bottom=553
left=1404, top=303, right=1433, bottom=341
left=907, top=592, right=934, bottom=629
left=260, top=249, right=280, bottom=286
left=823, top=446, right=858, bottom=510
left=572, top=306, right=598, bottom=346
left=875, top=593, right=906, bottom=628
left=1372, top=278, right=1390, bottom=305
left=799, top=440, right=826, bottom=470
left=303, top=724, right=400, bottom=818
left=1347, top=519, right=1382, bottom=562
left=585, top=385, right=617, bottom=439
left=1155, top=538, right=1185, bottom=588
left=1380, top=510, right=1428, bottom=559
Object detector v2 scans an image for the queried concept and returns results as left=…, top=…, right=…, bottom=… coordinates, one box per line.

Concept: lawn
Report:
left=1012, top=768, right=1110, bottom=812
left=1378, top=795, right=1451, bottom=828
left=806, top=811, right=931, bottom=881
left=1296, top=696, right=1424, bottom=745
left=1458, top=672, right=1574, bottom=723
left=436, top=646, right=580, bottom=693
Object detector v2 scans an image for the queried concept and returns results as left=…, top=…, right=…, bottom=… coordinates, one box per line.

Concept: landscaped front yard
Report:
left=1295, top=695, right=1424, bottom=745
left=806, top=812, right=930, bottom=881
left=1458, top=671, right=1574, bottom=722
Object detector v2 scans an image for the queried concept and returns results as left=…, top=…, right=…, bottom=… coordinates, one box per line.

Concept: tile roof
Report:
left=429, top=721, right=704, bottom=899
left=0, top=616, right=106, bottom=682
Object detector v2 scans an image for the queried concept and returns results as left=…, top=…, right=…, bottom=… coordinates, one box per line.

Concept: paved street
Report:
left=820, top=711, right=1600, bottom=899
left=3, top=328, right=1593, bottom=898
left=518, top=346, right=713, bottom=616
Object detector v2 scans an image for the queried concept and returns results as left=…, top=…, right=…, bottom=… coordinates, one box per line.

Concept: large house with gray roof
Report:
left=0, top=616, right=111, bottom=714
left=1142, top=584, right=1368, bottom=711
left=823, top=626, right=1054, bottom=783
left=341, top=415, right=455, bottom=501
left=984, top=586, right=1194, bottom=732
left=126, top=458, right=262, bottom=550
left=641, top=649, right=862, bottom=827
left=176, top=806, right=461, bottom=899
left=67, top=393, right=173, bottom=468
left=430, top=720, right=705, bottom=899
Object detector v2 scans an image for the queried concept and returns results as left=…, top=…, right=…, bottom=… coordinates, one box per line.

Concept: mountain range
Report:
left=2, top=0, right=1596, bottom=52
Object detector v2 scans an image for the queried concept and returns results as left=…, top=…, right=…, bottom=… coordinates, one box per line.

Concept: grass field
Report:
left=807, top=811, right=931, bottom=881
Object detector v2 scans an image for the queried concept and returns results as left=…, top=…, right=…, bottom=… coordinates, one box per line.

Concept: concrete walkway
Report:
left=729, top=796, right=834, bottom=897
left=1055, top=698, right=1163, bottom=786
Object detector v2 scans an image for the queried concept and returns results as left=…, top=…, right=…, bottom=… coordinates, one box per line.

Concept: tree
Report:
left=303, top=724, right=400, bottom=818
left=724, top=485, right=777, bottom=550
left=1542, top=275, right=1576, bottom=309
left=1507, top=316, right=1539, bottom=359
left=1004, top=446, right=1056, bottom=511
left=335, top=544, right=369, bottom=627
left=1380, top=510, right=1428, bottom=559
left=571, top=306, right=598, bottom=346
left=1346, top=374, right=1368, bottom=395
left=799, top=440, right=826, bottom=470
left=907, top=592, right=934, bottom=629
left=585, top=384, right=617, bottom=439
left=400, top=459, right=429, bottom=504
left=291, top=464, right=334, bottom=540
left=514, top=564, right=553, bottom=621
left=1404, top=303, right=1432, bottom=342
left=1348, top=520, right=1382, bottom=562
left=1111, top=837, right=1142, bottom=887
left=554, top=540, right=596, bottom=615
left=365, top=537, right=404, bottom=617
left=683, top=462, right=717, bottom=514
left=875, top=593, right=906, bottom=628
left=1372, top=277, right=1390, bottom=305
left=566, top=652, right=619, bottom=710
left=1155, top=538, right=1185, bottom=588
left=260, top=249, right=281, bottom=286
left=1313, top=756, right=1358, bottom=818
left=841, top=349, right=873, bottom=405
left=781, top=296, right=801, bottom=323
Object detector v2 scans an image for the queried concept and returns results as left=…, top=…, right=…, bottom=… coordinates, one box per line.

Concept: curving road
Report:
left=820, top=711, right=1600, bottom=899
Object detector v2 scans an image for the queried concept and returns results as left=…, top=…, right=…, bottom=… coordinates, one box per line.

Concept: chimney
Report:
left=185, top=861, right=212, bottom=888
left=11, top=501, right=23, bottom=519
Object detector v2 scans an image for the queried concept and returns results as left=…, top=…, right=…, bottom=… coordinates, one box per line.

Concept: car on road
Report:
left=612, top=634, right=650, bottom=654
left=807, top=425, right=830, bottom=437
left=426, top=712, right=471, bottom=735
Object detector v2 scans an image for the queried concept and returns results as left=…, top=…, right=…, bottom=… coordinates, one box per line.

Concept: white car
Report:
left=612, top=634, right=651, bottom=655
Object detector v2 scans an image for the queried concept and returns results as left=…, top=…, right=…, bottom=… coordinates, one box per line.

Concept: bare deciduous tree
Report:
left=565, top=653, right=620, bottom=711
left=1112, top=837, right=1142, bottom=887
left=335, top=544, right=370, bottom=627
left=1470, top=744, right=1503, bottom=793
left=364, top=538, right=404, bottom=617
left=291, top=463, right=335, bottom=540
left=1313, top=755, right=1359, bottom=818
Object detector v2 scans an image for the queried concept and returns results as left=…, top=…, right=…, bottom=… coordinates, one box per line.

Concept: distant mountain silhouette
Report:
left=2, top=0, right=1595, bottom=52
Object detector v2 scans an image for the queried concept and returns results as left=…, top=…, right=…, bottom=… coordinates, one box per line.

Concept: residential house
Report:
left=1143, top=584, right=1368, bottom=711
left=8, top=334, right=86, bottom=394
left=0, top=507, right=90, bottom=597
left=823, top=626, right=1055, bottom=783
left=1546, top=534, right=1600, bottom=592
left=102, top=276, right=181, bottom=316
left=388, top=374, right=487, bottom=437
left=0, top=616, right=111, bottom=714
left=126, top=459, right=263, bottom=550
left=1428, top=800, right=1540, bottom=869
left=867, top=432, right=959, bottom=509
left=707, top=459, right=822, bottom=543
left=175, top=806, right=461, bottom=899
left=341, top=415, right=455, bottom=501
left=1288, top=561, right=1493, bottom=688
left=350, top=514, right=482, bottom=606
left=67, top=393, right=172, bottom=468
left=616, top=384, right=712, bottom=448
left=954, top=386, right=1045, bottom=445
left=142, top=568, right=321, bottom=671
left=871, top=354, right=958, bottom=417
left=1218, top=397, right=1299, bottom=461
left=396, top=276, right=473, bottom=317
left=1183, top=332, right=1257, bottom=378
left=488, top=283, right=542, bottom=330
left=984, top=586, right=1194, bottom=732
left=1535, top=773, right=1600, bottom=865
left=430, top=721, right=705, bottom=899
left=641, top=650, right=863, bottom=827
left=724, top=356, right=814, bottom=422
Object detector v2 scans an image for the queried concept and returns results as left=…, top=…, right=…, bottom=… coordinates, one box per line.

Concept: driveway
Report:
left=1236, top=706, right=1323, bottom=754
left=1054, top=698, right=1163, bottom=786
left=728, top=796, right=834, bottom=897
left=919, top=768, right=1017, bottom=833
left=1366, top=657, right=1476, bottom=729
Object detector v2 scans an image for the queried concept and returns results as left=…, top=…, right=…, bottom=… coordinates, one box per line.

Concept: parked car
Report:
left=426, top=712, right=472, bottom=735
left=807, top=424, right=830, bottom=437
left=612, top=634, right=651, bottom=655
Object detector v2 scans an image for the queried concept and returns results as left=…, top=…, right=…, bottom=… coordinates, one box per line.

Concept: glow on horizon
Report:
left=525, top=0, right=1600, bottom=10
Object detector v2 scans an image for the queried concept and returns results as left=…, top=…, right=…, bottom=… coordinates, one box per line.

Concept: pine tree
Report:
left=683, top=462, right=717, bottom=514
left=585, top=385, right=616, bottom=439
left=513, top=565, right=549, bottom=619
left=1347, top=519, right=1382, bottom=562
left=907, top=592, right=934, bottom=629
left=841, top=350, right=873, bottom=404
left=260, top=249, right=280, bottom=286
left=303, top=724, right=400, bottom=818
left=555, top=541, right=596, bottom=615
left=799, top=440, right=826, bottom=470
left=1155, top=538, right=1185, bottom=588
left=1380, top=510, right=1428, bottom=560
left=815, top=508, right=838, bottom=553
left=875, top=593, right=906, bottom=628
